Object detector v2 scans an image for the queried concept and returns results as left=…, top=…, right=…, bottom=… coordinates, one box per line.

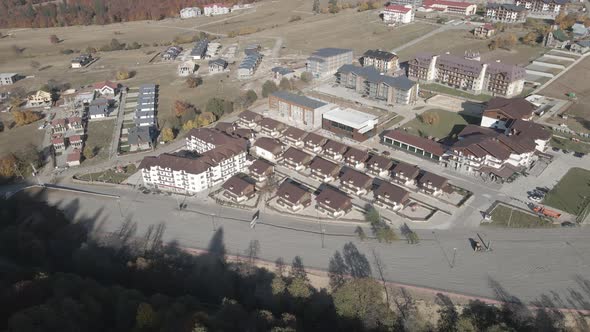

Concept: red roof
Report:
left=93, top=80, right=118, bottom=90
left=423, top=0, right=473, bottom=9
left=68, top=116, right=82, bottom=123
left=67, top=150, right=81, bottom=162
left=385, top=4, right=412, bottom=13
left=51, top=137, right=64, bottom=144
left=205, top=3, right=230, bottom=8
left=69, top=135, right=82, bottom=142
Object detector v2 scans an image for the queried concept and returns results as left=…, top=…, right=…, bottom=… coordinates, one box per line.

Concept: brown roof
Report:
left=484, top=97, right=536, bottom=120
left=367, top=155, right=394, bottom=170
left=253, top=137, right=284, bottom=155
left=283, top=126, right=308, bottom=141
left=215, top=122, right=236, bottom=133
left=283, top=147, right=313, bottom=164
left=222, top=175, right=254, bottom=195
left=418, top=172, right=449, bottom=189
left=383, top=130, right=446, bottom=156
left=304, top=133, right=328, bottom=147
left=392, top=162, right=420, bottom=179
left=68, top=116, right=82, bottom=124
left=343, top=147, right=369, bottom=163
left=260, top=118, right=287, bottom=132
left=51, top=137, right=64, bottom=144
left=233, top=128, right=255, bottom=139
left=316, top=187, right=352, bottom=211
left=507, top=119, right=551, bottom=141
left=458, top=124, right=501, bottom=139
left=187, top=128, right=246, bottom=148
left=277, top=181, right=310, bottom=204
left=309, top=156, right=340, bottom=175
left=323, top=140, right=348, bottom=154
left=52, top=118, right=66, bottom=126
left=374, top=182, right=410, bottom=204
left=239, top=110, right=263, bottom=122
left=340, top=168, right=373, bottom=189
left=93, top=80, right=118, bottom=89
left=67, top=149, right=81, bottom=162
left=248, top=159, right=274, bottom=175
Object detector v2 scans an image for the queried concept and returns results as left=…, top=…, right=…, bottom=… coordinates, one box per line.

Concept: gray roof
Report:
left=135, top=109, right=155, bottom=116
left=309, top=48, right=353, bottom=58
left=128, top=126, right=154, bottom=145
left=270, top=91, right=327, bottom=109
left=576, top=40, right=590, bottom=47
left=572, top=23, right=589, bottom=35
left=0, top=73, right=18, bottom=79
left=191, top=39, right=209, bottom=57
left=271, top=67, right=294, bottom=75
left=89, top=104, right=108, bottom=116
left=135, top=117, right=156, bottom=125
left=209, top=58, right=228, bottom=67
left=486, top=3, right=526, bottom=11
left=139, top=84, right=157, bottom=94
left=239, top=53, right=262, bottom=69
left=363, top=49, right=398, bottom=61
left=338, top=64, right=417, bottom=91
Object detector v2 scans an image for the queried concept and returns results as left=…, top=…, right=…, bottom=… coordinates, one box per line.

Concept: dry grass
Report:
left=0, top=113, right=44, bottom=157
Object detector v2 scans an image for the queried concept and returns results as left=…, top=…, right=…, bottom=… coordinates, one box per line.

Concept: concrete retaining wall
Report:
left=525, top=69, right=554, bottom=78
left=531, top=61, right=565, bottom=69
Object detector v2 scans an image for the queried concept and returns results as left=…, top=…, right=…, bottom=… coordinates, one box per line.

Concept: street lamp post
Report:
left=211, top=213, right=216, bottom=231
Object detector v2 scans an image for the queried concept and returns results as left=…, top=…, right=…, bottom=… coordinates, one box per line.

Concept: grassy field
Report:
left=83, top=119, right=116, bottom=165
left=487, top=204, right=553, bottom=228
left=76, top=166, right=135, bottom=184
left=0, top=113, right=45, bottom=157
left=402, top=109, right=480, bottom=140
left=420, top=83, right=493, bottom=102
left=550, top=137, right=590, bottom=154
left=543, top=167, right=590, bottom=215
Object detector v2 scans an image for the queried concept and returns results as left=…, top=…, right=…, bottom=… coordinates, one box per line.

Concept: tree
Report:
left=275, top=257, right=286, bottom=276
left=365, top=205, right=381, bottom=224
left=12, top=110, right=42, bottom=126
left=328, top=251, right=348, bottom=290
left=136, top=302, right=156, bottom=328
left=245, top=90, right=257, bottom=106
left=290, top=256, right=307, bottom=281
left=523, top=31, right=539, bottom=44
left=354, top=226, right=367, bottom=241
left=419, top=111, right=440, bottom=125
left=328, top=0, right=340, bottom=13
left=206, top=98, right=225, bottom=118
left=116, top=69, right=132, bottom=80
left=0, top=154, right=17, bottom=178
left=488, top=39, right=498, bottom=51
left=83, top=145, right=96, bottom=159
left=160, top=127, right=175, bottom=142
left=196, top=112, right=216, bottom=127
left=186, top=76, right=203, bottom=88
left=300, top=72, right=313, bottom=83
left=271, top=275, right=286, bottom=295
left=30, top=60, right=40, bottom=70
left=261, top=80, right=278, bottom=98
left=436, top=294, right=459, bottom=332
left=313, top=0, right=320, bottom=13
left=172, top=100, right=195, bottom=119
left=287, top=276, right=312, bottom=298
left=49, top=34, right=59, bottom=44
left=222, top=99, right=234, bottom=115
left=182, top=120, right=195, bottom=131
left=279, top=77, right=293, bottom=91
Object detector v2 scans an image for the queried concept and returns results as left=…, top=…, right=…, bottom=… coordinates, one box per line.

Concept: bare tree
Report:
left=275, top=257, right=286, bottom=277
left=245, top=239, right=261, bottom=266
left=371, top=249, right=390, bottom=305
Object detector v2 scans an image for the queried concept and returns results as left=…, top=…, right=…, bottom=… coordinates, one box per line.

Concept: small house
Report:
left=339, top=168, right=373, bottom=196
left=366, top=155, right=394, bottom=178
left=392, top=162, right=420, bottom=186
left=67, top=117, right=83, bottom=131
left=68, top=135, right=83, bottom=149
left=309, top=156, right=340, bottom=183
left=251, top=137, right=284, bottom=163
left=51, top=118, right=67, bottom=134
left=222, top=175, right=256, bottom=203
left=93, top=81, right=118, bottom=96
left=128, top=126, right=154, bottom=151
left=277, top=181, right=312, bottom=212
left=473, top=23, right=495, bottom=39
left=208, top=58, right=228, bottom=74
left=237, top=110, right=263, bottom=129
left=66, top=149, right=81, bottom=166
left=27, top=90, right=52, bottom=107
left=89, top=98, right=110, bottom=119
left=51, top=136, right=66, bottom=152
left=418, top=172, right=449, bottom=196
left=321, top=140, right=348, bottom=161
left=271, top=67, right=295, bottom=81
left=303, top=133, right=328, bottom=154
left=343, top=147, right=370, bottom=169
left=374, top=182, right=410, bottom=211
left=178, top=60, right=197, bottom=77
left=315, top=186, right=352, bottom=219
left=282, top=126, right=307, bottom=147
left=248, top=159, right=274, bottom=183
left=282, top=147, right=313, bottom=171
left=259, top=118, right=287, bottom=138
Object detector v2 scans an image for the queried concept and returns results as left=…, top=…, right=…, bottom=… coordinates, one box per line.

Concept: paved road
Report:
left=34, top=183, right=590, bottom=309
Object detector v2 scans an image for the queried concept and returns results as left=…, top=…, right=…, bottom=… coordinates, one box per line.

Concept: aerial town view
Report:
left=2, top=0, right=590, bottom=330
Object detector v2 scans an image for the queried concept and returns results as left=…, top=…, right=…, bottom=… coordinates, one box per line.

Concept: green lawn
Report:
left=420, top=84, right=493, bottom=102
left=543, top=167, right=590, bottom=215
left=550, top=137, right=590, bottom=154
left=403, top=109, right=480, bottom=140
left=487, top=204, right=554, bottom=228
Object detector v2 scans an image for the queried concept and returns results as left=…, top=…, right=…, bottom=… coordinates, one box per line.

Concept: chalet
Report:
left=418, top=172, right=449, bottom=196
left=66, top=149, right=81, bottom=167
left=248, top=159, right=275, bottom=183
left=366, top=155, right=394, bottom=177
left=282, top=147, right=313, bottom=171
left=374, top=182, right=410, bottom=211
left=251, top=137, right=284, bottom=163
left=322, top=140, right=348, bottom=161
left=237, top=110, right=263, bottom=129
left=222, top=175, right=256, bottom=203
left=259, top=118, right=288, bottom=138
left=162, top=46, right=183, bottom=60
left=209, top=58, right=228, bottom=73
left=178, top=60, right=197, bottom=77
left=303, top=133, right=329, bottom=153
left=309, top=156, right=341, bottom=183
left=68, top=135, right=83, bottom=149
left=51, top=119, right=67, bottom=134
left=282, top=126, right=307, bottom=147
left=93, top=81, right=118, bottom=96
left=391, top=162, right=420, bottom=186
left=339, top=168, right=373, bottom=196
left=481, top=97, right=536, bottom=130
left=277, top=181, right=312, bottom=212
left=271, top=67, right=295, bottom=81
left=382, top=130, right=445, bottom=162
left=51, top=136, right=66, bottom=152
left=343, top=147, right=370, bottom=169
left=473, top=24, right=496, bottom=39
left=315, top=187, right=353, bottom=218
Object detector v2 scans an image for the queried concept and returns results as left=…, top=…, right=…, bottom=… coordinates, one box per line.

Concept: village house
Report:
left=361, top=50, right=399, bottom=73
left=178, top=60, right=197, bottom=77
left=343, top=147, right=370, bottom=169
left=51, top=136, right=66, bottom=153
left=307, top=48, right=354, bottom=79
left=514, top=0, right=567, bottom=17
left=237, top=110, right=263, bottom=129
left=277, top=181, right=312, bottom=212
left=418, top=172, right=449, bottom=196
left=392, top=162, right=420, bottom=186
left=322, top=107, right=379, bottom=142
left=282, top=147, right=313, bottom=171
left=269, top=91, right=336, bottom=130
left=180, top=7, right=201, bottom=19
left=315, top=186, right=353, bottom=218
left=481, top=97, right=536, bottom=130
left=321, top=140, right=349, bottom=162
left=572, top=23, right=589, bottom=39
left=543, top=27, right=570, bottom=49
left=486, top=3, right=528, bottom=23
left=382, top=130, right=446, bottom=162
left=89, top=98, right=110, bottom=119
left=222, top=175, right=256, bottom=203
left=67, top=117, right=83, bottom=131
left=0, top=73, right=21, bottom=86
left=259, top=118, right=288, bottom=138
left=27, top=90, right=52, bottom=107
left=473, top=24, right=496, bottom=39
left=309, top=156, right=341, bottom=183
left=408, top=52, right=526, bottom=97
left=381, top=4, right=415, bottom=24
left=248, top=159, right=274, bottom=183
left=203, top=3, right=231, bottom=16
left=162, top=46, right=183, bottom=61
left=51, top=118, right=67, bottom=134
left=303, top=133, right=329, bottom=154
left=127, top=126, right=154, bottom=151
left=67, top=149, right=81, bottom=166
left=238, top=52, right=263, bottom=79
left=339, top=168, right=373, bottom=196
left=71, top=54, right=93, bottom=69
left=271, top=67, right=295, bottom=82
left=366, top=155, right=394, bottom=178
left=209, top=58, right=228, bottom=74
left=282, top=126, right=308, bottom=147
left=68, top=135, right=83, bottom=149
left=251, top=137, right=285, bottom=163
left=190, top=39, right=209, bottom=60
left=93, top=81, right=118, bottom=96
left=336, top=65, right=419, bottom=105
left=374, top=182, right=410, bottom=211
left=419, top=0, right=477, bottom=15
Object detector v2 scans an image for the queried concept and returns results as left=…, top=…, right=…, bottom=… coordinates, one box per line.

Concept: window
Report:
left=330, top=121, right=354, bottom=132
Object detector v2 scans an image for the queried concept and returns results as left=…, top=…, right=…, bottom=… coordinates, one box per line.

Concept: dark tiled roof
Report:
left=277, top=181, right=310, bottom=204
left=271, top=67, right=294, bottom=75
left=323, top=140, right=349, bottom=154
left=374, top=182, right=410, bottom=204
left=343, top=147, right=370, bottom=163
left=309, top=48, right=352, bottom=58
left=260, top=118, right=287, bottom=132
left=367, top=155, right=394, bottom=170
left=304, top=133, right=328, bottom=147
left=507, top=119, right=551, bottom=141
left=486, top=61, right=527, bottom=82
left=316, top=187, right=352, bottom=211
left=283, top=126, right=308, bottom=141
left=487, top=3, right=526, bottom=11
left=485, top=97, right=536, bottom=120
left=392, top=162, right=420, bottom=179
left=338, top=64, right=417, bottom=91
left=383, top=130, right=446, bottom=156
left=340, top=168, right=373, bottom=189
left=253, top=137, right=284, bottom=154
left=239, top=110, right=263, bottom=122
left=209, top=58, right=228, bottom=67
left=309, top=156, right=340, bottom=175
left=363, top=49, right=398, bottom=61
left=222, top=175, right=254, bottom=195
left=283, top=147, right=313, bottom=164
left=458, top=124, right=502, bottom=139
left=270, top=91, right=327, bottom=109
left=187, top=128, right=242, bottom=147
left=249, top=159, right=274, bottom=175
left=418, top=172, right=448, bottom=189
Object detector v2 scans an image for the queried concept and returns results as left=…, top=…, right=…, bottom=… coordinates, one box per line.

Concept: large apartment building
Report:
left=408, top=53, right=526, bottom=97
left=361, top=49, right=399, bottom=73
left=486, top=3, right=528, bottom=23
left=139, top=129, right=248, bottom=193
left=307, top=48, right=353, bottom=78
left=268, top=91, right=336, bottom=130
left=381, top=4, right=415, bottom=24
left=420, top=0, right=477, bottom=15
left=336, top=64, right=419, bottom=105
left=514, top=0, right=567, bottom=17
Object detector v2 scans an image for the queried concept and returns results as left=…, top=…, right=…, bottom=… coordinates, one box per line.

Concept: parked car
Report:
left=562, top=149, right=570, bottom=154
left=528, top=195, right=543, bottom=202
left=552, top=147, right=560, bottom=152
left=561, top=221, right=576, bottom=228
left=574, top=152, right=585, bottom=158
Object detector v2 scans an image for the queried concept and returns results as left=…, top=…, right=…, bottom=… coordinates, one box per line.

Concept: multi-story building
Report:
left=408, top=53, right=526, bottom=97
left=473, top=24, right=496, bottom=39
left=514, top=0, right=567, bottom=17
left=0, top=73, right=20, bottom=85
left=382, top=130, right=446, bottom=162
left=322, top=107, right=379, bottom=142
left=419, top=0, right=478, bottom=15
left=307, top=48, right=353, bottom=79
left=486, top=3, right=528, bottom=23
left=381, top=4, right=415, bottom=24
left=238, top=52, right=263, bottom=79
left=361, top=50, right=399, bottom=73
left=203, top=3, right=231, bottom=16
left=180, top=7, right=201, bottom=19
left=336, top=65, right=419, bottom=105
left=186, top=128, right=248, bottom=154
left=481, top=97, right=536, bottom=130
left=269, top=91, right=336, bottom=130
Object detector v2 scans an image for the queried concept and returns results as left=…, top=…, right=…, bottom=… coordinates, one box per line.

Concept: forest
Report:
left=0, top=0, right=256, bottom=28
left=0, top=189, right=586, bottom=331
